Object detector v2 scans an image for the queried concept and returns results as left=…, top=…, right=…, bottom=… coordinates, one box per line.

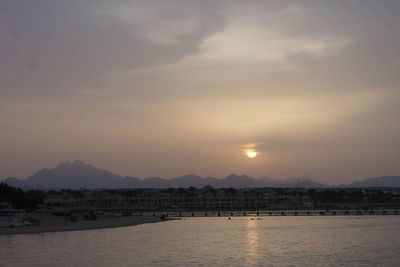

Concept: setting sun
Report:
left=247, top=151, right=257, bottom=158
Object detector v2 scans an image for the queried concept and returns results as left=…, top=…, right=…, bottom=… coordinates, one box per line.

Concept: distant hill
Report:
left=0, top=160, right=335, bottom=189
left=347, top=176, right=400, bottom=187
left=23, top=160, right=142, bottom=189
left=1, top=177, right=35, bottom=190
left=2, top=162, right=398, bottom=189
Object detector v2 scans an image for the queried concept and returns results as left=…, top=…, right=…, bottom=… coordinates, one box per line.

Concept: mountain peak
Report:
left=25, top=160, right=125, bottom=189
left=56, top=160, right=91, bottom=167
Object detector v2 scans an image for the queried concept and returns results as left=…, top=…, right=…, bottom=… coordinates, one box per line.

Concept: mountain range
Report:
left=1, top=160, right=399, bottom=189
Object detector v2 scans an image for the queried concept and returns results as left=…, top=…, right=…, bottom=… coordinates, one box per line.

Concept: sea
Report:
left=1, top=216, right=400, bottom=266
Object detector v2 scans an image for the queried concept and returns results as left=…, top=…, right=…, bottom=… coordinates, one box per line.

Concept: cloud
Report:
left=0, top=0, right=226, bottom=99
left=2, top=0, right=399, bottom=101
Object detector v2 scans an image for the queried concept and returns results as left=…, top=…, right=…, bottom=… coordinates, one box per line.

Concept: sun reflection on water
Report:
left=245, top=219, right=261, bottom=266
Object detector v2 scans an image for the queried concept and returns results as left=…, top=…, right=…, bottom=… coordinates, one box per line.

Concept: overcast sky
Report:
left=1, top=0, right=400, bottom=184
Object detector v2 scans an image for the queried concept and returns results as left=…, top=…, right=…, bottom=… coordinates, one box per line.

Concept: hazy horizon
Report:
left=1, top=1, right=400, bottom=184
left=2, top=159, right=398, bottom=187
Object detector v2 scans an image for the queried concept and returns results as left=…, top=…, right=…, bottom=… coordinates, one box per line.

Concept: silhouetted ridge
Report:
left=347, top=175, right=400, bottom=187
left=25, top=160, right=140, bottom=189
left=7, top=160, right=398, bottom=189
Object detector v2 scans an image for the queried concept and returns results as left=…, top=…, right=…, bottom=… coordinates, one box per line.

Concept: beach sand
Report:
left=0, top=215, right=164, bottom=235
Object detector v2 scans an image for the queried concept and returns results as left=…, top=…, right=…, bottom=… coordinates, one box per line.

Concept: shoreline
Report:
left=2, top=208, right=398, bottom=236
left=0, top=216, right=165, bottom=236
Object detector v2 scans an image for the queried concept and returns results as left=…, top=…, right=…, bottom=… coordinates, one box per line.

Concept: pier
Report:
left=141, top=209, right=400, bottom=217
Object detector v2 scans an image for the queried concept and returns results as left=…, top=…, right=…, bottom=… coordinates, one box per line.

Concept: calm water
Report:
left=1, top=216, right=400, bottom=267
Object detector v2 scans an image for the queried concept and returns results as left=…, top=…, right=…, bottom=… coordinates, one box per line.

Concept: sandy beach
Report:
left=0, top=215, right=164, bottom=235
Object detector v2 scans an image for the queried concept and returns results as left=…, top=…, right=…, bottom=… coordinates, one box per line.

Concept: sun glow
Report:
left=247, top=151, right=257, bottom=158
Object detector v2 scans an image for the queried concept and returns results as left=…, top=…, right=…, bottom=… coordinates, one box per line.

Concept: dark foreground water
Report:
left=1, top=216, right=400, bottom=267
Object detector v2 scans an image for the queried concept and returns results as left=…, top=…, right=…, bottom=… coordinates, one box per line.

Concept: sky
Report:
left=1, top=0, right=400, bottom=184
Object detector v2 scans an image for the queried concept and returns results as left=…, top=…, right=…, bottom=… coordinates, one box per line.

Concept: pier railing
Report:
left=139, top=209, right=400, bottom=217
